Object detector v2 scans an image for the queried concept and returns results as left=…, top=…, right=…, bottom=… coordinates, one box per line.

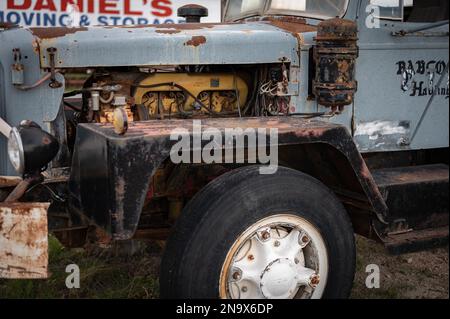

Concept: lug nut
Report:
left=309, top=274, right=320, bottom=288
left=262, top=231, right=270, bottom=240
left=302, top=235, right=309, bottom=243
left=274, top=241, right=281, bottom=247
left=248, top=254, right=255, bottom=261
left=241, top=286, right=248, bottom=293
left=232, top=271, right=241, bottom=281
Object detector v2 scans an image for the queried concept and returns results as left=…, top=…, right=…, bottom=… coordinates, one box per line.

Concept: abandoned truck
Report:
left=0, top=0, right=449, bottom=299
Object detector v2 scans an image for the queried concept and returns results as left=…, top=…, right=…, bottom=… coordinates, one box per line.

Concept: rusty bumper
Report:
left=68, top=117, right=388, bottom=240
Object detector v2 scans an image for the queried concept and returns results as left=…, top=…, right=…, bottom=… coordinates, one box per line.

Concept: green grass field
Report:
left=0, top=236, right=447, bottom=299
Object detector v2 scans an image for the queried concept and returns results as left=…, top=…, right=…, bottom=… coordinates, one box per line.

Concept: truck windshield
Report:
left=225, top=0, right=349, bottom=21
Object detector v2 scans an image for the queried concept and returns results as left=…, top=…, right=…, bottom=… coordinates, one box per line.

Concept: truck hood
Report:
left=29, top=21, right=316, bottom=68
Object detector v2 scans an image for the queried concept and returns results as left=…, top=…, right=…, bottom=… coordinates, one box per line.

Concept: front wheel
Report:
left=160, top=166, right=356, bottom=299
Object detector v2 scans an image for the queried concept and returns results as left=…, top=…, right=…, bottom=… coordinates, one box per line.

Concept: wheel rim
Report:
left=219, top=214, right=329, bottom=299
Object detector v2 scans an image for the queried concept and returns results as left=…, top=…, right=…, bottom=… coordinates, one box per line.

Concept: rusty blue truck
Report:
left=0, top=0, right=448, bottom=299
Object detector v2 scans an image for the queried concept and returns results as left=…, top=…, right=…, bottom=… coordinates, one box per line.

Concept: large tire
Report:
left=160, top=166, right=355, bottom=299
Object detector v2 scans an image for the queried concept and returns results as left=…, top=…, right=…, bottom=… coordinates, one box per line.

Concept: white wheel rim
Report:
left=219, top=214, right=329, bottom=299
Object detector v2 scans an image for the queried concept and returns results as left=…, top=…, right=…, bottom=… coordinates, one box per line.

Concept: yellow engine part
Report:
left=100, top=107, right=134, bottom=124
left=133, top=73, right=249, bottom=116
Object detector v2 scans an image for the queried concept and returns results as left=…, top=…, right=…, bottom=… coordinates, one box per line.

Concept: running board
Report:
left=372, top=164, right=449, bottom=254
left=381, top=227, right=449, bottom=255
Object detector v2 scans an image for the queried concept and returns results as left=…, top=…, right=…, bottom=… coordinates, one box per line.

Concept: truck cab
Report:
left=0, top=0, right=448, bottom=299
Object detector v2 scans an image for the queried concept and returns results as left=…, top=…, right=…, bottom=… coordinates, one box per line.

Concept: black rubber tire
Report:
left=160, top=166, right=356, bottom=299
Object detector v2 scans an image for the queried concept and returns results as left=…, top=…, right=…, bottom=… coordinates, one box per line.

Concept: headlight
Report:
left=7, top=122, right=59, bottom=175
left=7, top=127, right=25, bottom=174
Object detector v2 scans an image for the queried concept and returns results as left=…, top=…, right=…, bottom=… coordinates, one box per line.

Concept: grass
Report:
left=0, top=235, right=448, bottom=299
left=0, top=236, right=160, bottom=299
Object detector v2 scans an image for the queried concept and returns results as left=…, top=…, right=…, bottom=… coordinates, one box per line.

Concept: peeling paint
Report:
left=355, top=121, right=411, bottom=151
left=0, top=203, right=49, bottom=279
left=355, top=121, right=409, bottom=137
left=30, top=27, right=88, bottom=39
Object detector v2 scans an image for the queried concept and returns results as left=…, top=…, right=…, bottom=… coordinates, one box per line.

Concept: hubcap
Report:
left=260, top=258, right=301, bottom=299
left=220, top=214, right=329, bottom=299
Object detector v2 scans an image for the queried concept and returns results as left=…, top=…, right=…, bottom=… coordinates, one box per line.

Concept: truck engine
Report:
left=64, top=64, right=293, bottom=128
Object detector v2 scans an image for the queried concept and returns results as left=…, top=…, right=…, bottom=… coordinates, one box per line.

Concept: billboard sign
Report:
left=0, top=0, right=221, bottom=27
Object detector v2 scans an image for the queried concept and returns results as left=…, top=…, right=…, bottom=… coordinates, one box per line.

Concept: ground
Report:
left=351, top=236, right=449, bottom=299
left=0, top=235, right=448, bottom=299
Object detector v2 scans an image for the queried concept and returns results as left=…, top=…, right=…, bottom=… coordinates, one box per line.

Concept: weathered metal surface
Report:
left=382, top=226, right=449, bottom=255
left=68, top=117, right=388, bottom=240
left=250, top=16, right=317, bottom=34
left=0, top=1, right=448, bottom=177
left=29, top=27, right=89, bottom=39
left=0, top=202, right=49, bottom=279
left=373, top=164, right=449, bottom=231
left=313, top=18, right=359, bottom=109
left=353, top=1, right=448, bottom=152
left=0, top=176, right=22, bottom=188
left=32, top=22, right=300, bottom=68
left=355, top=120, right=411, bottom=152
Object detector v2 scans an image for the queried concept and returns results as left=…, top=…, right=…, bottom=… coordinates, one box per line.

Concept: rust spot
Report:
left=0, top=22, right=17, bottom=29
left=42, top=136, right=51, bottom=145
left=31, top=38, right=40, bottom=54
left=294, top=128, right=327, bottom=138
left=267, top=20, right=317, bottom=34
left=156, top=29, right=182, bottom=34
left=185, top=35, right=207, bottom=47
left=30, top=27, right=88, bottom=39
left=150, top=22, right=241, bottom=30
left=103, top=22, right=237, bottom=30
left=360, top=164, right=372, bottom=179
left=315, top=18, right=358, bottom=41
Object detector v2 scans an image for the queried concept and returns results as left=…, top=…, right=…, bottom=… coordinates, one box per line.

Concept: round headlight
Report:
left=7, top=122, right=59, bottom=176
left=7, top=127, right=25, bottom=174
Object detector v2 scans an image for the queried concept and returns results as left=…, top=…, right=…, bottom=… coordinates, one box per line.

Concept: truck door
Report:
left=353, top=0, right=449, bottom=153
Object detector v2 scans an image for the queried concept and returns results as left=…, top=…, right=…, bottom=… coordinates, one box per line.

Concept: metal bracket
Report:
left=11, top=48, right=24, bottom=86
left=47, top=47, right=62, bottom=89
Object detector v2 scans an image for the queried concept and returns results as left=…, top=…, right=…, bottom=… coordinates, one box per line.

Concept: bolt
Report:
left=310, top=274, right=320, bottom=288
left=302, top=235, right=309, bottom=243
left=274, top=241, right=281, bottom=247
left=399, top=137, right=410, bottom=146
left=294, top=258, right=300, bottom=264
left=232, top=271, right=241, bottom=281
left=262, top=231, right=270, bottom=240
left=241, top=286, right=248, bottom=293
left=248, top=254, right=255, bottom=261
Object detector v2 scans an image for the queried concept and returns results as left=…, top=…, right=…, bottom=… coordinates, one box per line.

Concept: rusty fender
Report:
left=68, top=117, right=388, bottom=240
